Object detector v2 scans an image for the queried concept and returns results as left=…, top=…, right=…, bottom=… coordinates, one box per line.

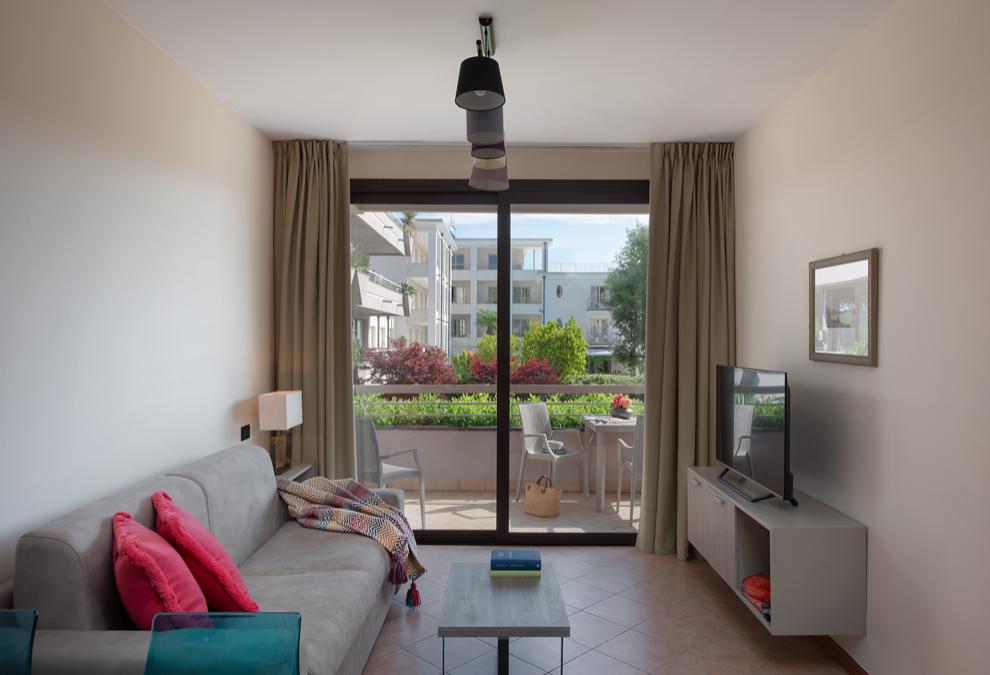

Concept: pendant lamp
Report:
left=455, top=56, right=505, bottom=111
left=466, top=108, right=504, bottom=145
left=469, top=157, right=509, bottom=192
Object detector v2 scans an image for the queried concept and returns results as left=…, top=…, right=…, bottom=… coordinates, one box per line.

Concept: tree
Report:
left=364, top=340, right=457, bottom=384
left=475, top=309, right=497, bottom=336
left=400, top=211, right=417, bottom=233
left=350, top=243, right=369, bottom=271
left=468, top=355, right=560, bottom=384
left=521, top=317, right=587, bottom=382
left=476, top=333, right=521, bottom=361
left=605, top=223, right=648, bottom=369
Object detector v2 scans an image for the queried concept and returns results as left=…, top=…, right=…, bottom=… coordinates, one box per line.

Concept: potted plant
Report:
left=610, top=394, right=632, bottom=419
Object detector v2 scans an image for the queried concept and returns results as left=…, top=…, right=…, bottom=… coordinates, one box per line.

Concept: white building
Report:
left=350, top=211, right=406, bottom=351
left=367, top=217, right=455, bottom=353
left=544, top=264, right=614, bottom=350
left=449, top=238, right=549, bottom=353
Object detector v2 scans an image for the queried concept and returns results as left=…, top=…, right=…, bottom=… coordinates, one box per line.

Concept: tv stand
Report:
left=687, top=466, right=865, bottom=636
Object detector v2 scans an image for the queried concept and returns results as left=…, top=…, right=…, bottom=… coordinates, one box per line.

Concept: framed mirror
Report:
left=809, top=248, right=879, bottom=366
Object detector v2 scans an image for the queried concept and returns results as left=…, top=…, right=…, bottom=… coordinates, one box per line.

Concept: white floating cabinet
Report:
left=686, top=466, right=867, bottom=636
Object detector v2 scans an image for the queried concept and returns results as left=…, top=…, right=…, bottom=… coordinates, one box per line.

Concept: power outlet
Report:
left=240, top=424, right=251, bottom=442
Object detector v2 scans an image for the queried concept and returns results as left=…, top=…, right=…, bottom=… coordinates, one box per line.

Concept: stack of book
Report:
left=741, top=573, right=771, bottom=621
left=490, top=549, right=541, bottom=578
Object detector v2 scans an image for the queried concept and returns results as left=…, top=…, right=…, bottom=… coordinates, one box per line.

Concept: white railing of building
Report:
left=364, top=269, right=403, bottom=293
left=547, top=262, right=613, bottom=273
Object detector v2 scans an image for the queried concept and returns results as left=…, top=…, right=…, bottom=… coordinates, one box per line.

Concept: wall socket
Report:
left=240, top=424, right=251, bottom=442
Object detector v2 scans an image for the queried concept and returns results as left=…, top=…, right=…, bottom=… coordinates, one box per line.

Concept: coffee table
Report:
left=438, top=562, right=570, bottom=674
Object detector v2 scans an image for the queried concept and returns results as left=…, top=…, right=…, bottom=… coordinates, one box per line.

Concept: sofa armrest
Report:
left=0, top=577, right=12, bottom=609
left=372, top=488, right=405, bottom=513
left=32, top=629, right=150, bottom=675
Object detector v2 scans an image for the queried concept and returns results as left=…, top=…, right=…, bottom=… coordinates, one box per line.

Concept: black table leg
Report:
left=560, top=636, right=564, bottom=673
left=497, top=637, right=509, bottom=675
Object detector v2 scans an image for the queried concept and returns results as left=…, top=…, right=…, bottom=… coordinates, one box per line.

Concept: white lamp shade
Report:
left=259, top=391, right=303, bottom=431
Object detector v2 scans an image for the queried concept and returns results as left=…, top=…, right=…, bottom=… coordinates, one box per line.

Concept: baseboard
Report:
left=816, top=637, right=868, bottom=675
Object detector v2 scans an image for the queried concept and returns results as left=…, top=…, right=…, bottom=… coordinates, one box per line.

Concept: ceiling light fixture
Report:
left=454, top=17, right=504, bottom=111
left=469, top=157, right=510, bottom=192
left=458, top=16, right=508, bottom=191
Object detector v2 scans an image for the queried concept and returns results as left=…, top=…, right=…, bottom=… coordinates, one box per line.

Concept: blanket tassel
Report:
left=405, top=581, right=421, bottom=609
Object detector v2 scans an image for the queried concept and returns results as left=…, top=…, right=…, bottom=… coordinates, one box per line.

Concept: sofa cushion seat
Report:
left=244, top=570, right=390, bottom=675
left=239, top=521, right=390, bottom=578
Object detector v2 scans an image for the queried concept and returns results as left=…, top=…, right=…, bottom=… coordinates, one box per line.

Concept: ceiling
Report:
left=105, top=0, right=893, bottom=144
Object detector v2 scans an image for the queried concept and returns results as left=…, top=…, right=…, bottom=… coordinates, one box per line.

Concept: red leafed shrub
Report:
left=365, top=340, right=457, bottom=384
left=511, top=358, right=559, bottom=384
left=469, top=355, right=560, bottom=385
left=469, top=354, right=498, bottom=384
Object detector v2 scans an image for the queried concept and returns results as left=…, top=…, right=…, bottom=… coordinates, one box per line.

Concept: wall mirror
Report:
left=809, top=248, right=879, bottom=366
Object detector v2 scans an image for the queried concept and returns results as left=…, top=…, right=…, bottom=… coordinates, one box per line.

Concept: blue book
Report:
left=490, top=549, right=541, bottom=570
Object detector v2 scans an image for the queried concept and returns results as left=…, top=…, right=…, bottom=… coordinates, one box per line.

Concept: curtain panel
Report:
left=272, top=140, right=355, bottom=479
left=637, top=142, right=736, bottom=558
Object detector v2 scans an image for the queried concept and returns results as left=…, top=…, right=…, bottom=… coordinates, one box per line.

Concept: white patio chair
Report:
left=354, top=417, right=426, bottom=527
left=515, top=402, right=589, bottom=501
left=616, top=415, right=645, bottom=525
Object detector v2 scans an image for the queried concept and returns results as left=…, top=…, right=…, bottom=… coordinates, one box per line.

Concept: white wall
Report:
left=0, top=1, right=273, bottom=579
left=735, top=0, right=990, bottom=673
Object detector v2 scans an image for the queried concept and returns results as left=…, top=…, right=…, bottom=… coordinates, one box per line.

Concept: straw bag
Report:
left=524, top=475, right=561, bottom=518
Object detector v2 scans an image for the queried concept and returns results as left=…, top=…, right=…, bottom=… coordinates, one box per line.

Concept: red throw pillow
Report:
left=152, top=491, right=259, bottom=612
left=112, top=511, right=207, bottom=629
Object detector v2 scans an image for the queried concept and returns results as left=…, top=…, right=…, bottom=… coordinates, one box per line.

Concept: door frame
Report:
left=350, top=179, right=649, bottom=546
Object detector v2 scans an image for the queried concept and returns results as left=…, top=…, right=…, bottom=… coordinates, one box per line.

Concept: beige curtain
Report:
left=637, top=142, right=736, bottom=559
left=272, top=140, right=355, bottom=479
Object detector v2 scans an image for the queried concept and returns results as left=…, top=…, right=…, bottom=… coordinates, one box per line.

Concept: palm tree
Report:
left=476, top=309, right=497, bottom=336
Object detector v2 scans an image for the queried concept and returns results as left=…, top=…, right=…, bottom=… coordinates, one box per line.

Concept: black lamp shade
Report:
left=455, top=56, right=505, bottom=111
left=471, top=141, right=506, bottom=159
left=466, top=108, right=504, bottom=145
left=469, top=157, right=509, bottom=192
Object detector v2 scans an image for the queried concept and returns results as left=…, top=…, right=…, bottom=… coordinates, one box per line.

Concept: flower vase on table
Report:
left=610, top=394, right=632, bottom=419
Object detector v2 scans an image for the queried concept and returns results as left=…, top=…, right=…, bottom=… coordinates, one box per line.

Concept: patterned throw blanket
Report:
left=276, top=477, right=426, bottom=607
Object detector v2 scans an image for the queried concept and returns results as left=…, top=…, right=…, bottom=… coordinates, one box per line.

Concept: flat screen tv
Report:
left=715, top=365, right=797, bottom=506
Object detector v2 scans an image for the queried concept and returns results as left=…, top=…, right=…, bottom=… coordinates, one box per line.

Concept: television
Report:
left=715, top=365, right=797, bottom=506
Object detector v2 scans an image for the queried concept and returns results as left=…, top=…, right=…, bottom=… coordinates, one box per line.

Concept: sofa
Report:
left=11, top=443, right=405, bottom=675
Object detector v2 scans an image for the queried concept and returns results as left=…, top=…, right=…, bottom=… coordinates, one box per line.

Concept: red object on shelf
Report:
left=742, top=573, right=771, bottom=604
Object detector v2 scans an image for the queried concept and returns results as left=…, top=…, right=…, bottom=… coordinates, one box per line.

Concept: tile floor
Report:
left=362, top=545, right=846, bottom=675
left=403, top=491, right=639, bottom=533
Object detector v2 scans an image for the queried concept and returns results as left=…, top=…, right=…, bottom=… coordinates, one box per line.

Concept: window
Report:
left=487, top=286, right=498, bottom=303
left=452, top=253, right=465, bottom=270
left=452, top=317, right=468, bottom=338
left=555, top=285, right=563, bottom=298
left=590, top=317, right=609, bottom=344
left=451, top=286, right=467, bottom=304
left=512, top=318, right=535, bottom=337
left=513, top=286, right=530, bottom=304
left=488, top=253, right=497, bottom=270
left=590, top=285, right=609, bottom=309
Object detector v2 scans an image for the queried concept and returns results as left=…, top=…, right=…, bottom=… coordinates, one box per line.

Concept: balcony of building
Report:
left=350, top=210, right=406, bottom=257
left=354, top=384, right=645, bottom=533
left=351, top=269, right=405, bottom=318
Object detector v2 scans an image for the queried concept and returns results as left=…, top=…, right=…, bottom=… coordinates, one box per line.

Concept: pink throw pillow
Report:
left=112, top=511, right=207, bottom=630
left=152, top=491, right=259, bottom=612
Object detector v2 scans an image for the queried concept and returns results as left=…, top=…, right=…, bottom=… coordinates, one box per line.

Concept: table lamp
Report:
left=258, top=391, right=302, bottom=472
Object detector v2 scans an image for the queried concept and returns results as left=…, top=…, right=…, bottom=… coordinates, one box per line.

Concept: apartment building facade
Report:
left=355, top=213, right=616, bottom=363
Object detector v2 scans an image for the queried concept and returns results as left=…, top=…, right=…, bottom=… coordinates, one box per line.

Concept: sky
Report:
left=408, top=212, right=648, bottom=267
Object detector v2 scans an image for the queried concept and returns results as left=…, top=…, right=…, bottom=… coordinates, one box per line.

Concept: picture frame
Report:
left=809, top=248, right=879, bottom=366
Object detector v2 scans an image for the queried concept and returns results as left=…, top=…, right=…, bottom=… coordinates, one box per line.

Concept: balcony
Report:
left=354, top=384, right=644, bottom=533
left=587, top=297, right=609, bottom=311
left=350, top=211, right=405, bottom=256
left=351, top=269, right=405, bottom=317
left=587, top=330, right=611, bottom=345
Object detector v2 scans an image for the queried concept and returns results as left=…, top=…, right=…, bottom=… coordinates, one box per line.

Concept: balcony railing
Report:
left=548, top=262, right=613, bottom=273
left=365, top=269, right=403, bottom=293
left=587, top=331, right=610, bottom=344
left=588, top=297, right=609, bottom=310
left=353, top=384, right=644, bottom=428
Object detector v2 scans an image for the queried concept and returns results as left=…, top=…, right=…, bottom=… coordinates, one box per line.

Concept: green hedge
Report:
left=354, top=393, right=644, bottom=429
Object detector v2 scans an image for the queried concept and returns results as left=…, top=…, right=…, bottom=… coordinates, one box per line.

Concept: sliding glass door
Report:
left=349, top=180, right=648, bottom=545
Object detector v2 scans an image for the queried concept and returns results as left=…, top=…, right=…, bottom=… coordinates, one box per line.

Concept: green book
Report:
left=490, top=569, right=541, bottom=578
